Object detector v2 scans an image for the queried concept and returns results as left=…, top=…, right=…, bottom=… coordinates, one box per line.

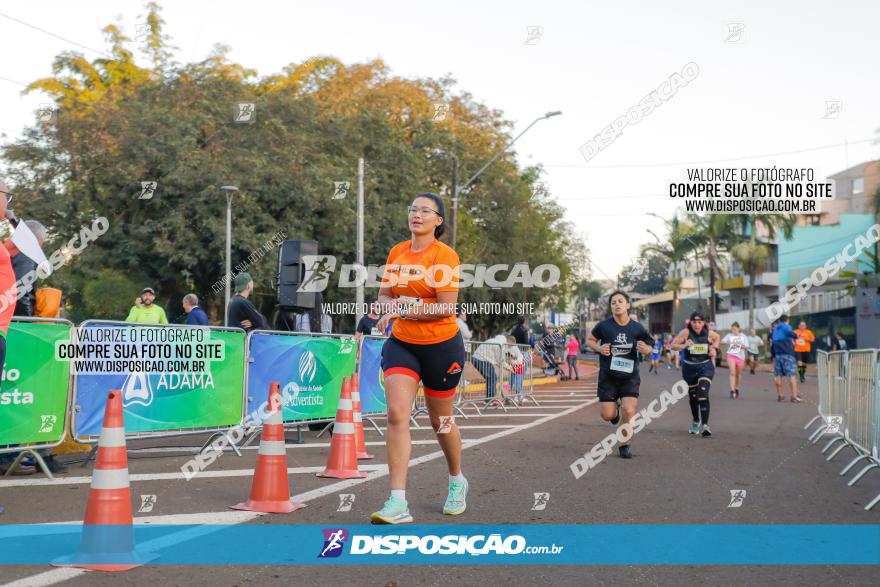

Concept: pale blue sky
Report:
left=1, top=0, right=877, bottom=278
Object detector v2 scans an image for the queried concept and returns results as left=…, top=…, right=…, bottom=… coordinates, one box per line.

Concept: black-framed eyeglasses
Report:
left=407, top=206, right=439, bottom=216
left=0, top=189, right=12, bottom=204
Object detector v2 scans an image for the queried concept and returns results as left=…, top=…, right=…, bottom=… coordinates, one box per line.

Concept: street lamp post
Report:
left=220, top=185, right=239, bottom=325
left=450, top=110, right=561, bottom=249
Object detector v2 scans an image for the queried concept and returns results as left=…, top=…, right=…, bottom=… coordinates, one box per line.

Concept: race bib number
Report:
left=797, top=338, right=805, bottom=346
left=610, top=357, right=635, bottom=373
left=370, top=327, right=382, bottom=336
left=397, top=295, right=422, bottom=305
left=690, top=343, right=709, bottom=354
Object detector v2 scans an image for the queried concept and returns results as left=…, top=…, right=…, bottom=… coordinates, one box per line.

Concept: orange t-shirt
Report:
left=794, top=328, right=815, bottom=352
left=382, top=239, right=460, bottom=345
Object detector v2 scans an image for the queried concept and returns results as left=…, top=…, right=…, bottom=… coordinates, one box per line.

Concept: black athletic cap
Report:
left=690, top=311, right=706, bottom=321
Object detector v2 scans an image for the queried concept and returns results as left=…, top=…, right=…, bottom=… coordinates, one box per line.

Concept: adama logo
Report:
left=319, top=528, right=348, bottom=558
left=447, top=362, right=462, bottom=375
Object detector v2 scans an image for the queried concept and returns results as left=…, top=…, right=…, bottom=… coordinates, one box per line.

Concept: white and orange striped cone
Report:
left=53, top=390, right=156, bottom=571
left=350, top=372, right=374, bottom=460
left=231, top=382, right=305, bottom=513
left=317, top=377, right=367, bottom=479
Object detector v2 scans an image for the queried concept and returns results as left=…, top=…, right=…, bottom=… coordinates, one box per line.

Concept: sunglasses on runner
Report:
left=407, top=206, right=440, bottom=216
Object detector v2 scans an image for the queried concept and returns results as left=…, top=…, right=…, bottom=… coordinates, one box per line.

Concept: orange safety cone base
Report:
left=356, top=450, right=375, bottom=460
left=316, top=468, right=367, bottom=479
left=52, top=552, right=158, bottom=572
left=230, top=499, right=307, bottom=514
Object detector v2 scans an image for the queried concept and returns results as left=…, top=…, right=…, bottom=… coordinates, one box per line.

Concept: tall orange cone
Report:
left=53, top=390, right=156, bottom=571
left=231, top=382, right=305, bottom=513
left=350, top=372, right=374, bottom=460
left=317, top=377, right=367, bottom=479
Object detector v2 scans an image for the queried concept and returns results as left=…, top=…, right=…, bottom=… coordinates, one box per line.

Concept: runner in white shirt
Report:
left=721, top=322, right=750, bottom=399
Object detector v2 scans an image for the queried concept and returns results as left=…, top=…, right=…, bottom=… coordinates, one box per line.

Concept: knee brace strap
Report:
left=696, top=377, right=712, bottom=399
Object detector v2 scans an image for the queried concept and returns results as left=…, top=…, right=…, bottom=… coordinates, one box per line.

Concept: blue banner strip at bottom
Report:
left=1, top=524, right=879, bottom=565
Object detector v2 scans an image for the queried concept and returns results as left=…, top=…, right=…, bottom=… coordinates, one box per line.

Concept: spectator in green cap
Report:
left=125, top=287, right=168, bottom=324
left=226, top=271, right=267, bottom=332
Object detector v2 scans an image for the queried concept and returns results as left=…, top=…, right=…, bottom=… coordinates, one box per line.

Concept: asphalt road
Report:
left=1, top=364, right=878, bottom=586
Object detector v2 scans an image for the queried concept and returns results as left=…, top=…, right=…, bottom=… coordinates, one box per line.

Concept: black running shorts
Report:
left=597, top=376, right=640, bottom=402
left=381, top=332, right=465, bottom=398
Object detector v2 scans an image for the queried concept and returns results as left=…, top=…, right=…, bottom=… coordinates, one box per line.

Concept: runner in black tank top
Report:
left=672, top=311, right=721, bottom=437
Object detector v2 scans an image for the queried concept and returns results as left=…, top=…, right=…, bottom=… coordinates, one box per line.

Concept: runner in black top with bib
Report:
left=588, top=291, right=653, bottom=459
left=672, top=311, right=721, bottom=437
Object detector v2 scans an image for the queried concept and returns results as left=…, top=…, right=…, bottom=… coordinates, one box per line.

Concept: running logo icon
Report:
left=332, top=181, right=349, bottom=200
left=234, top=102, right=256, bottom=123
left=337, top=494, right=355, bottom=512
left=614, top=333, right=628, bottom=345
left=137, top=494, right=157, bottom=513
left=38, top=415, right=57, bottom=433
left=826, top=416, right=843, bottom=434
left=319, top=528, right=348, bottom=558
left=437, top=416, right=454, bottom=434
left=728, top=490, right=746, bottom=508
left=139, top=181, right=157, bottom=200
left=531, top=492, right=550, bottom=511
left=298, top=255, right=337, bottom=293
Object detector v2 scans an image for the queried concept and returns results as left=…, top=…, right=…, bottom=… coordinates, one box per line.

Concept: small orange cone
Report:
left=317, top=377, right=367, bottom=479
left=231, top=382, right=305, bottom=513
left=350, top=372, right=374, bottom=460
left=53, top=390, right=156, bottom=571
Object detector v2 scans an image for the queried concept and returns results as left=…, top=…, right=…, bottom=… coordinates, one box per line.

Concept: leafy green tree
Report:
left=2, top=3, right=581, bottom=335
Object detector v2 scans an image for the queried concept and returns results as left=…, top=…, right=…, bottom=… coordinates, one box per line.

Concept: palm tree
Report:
left=573, top=279, right=605, bottom=332
left=688, top=214, right=738, bottom=322
left=730, top=212, right=796, bottom=330
left=641, top=214, right=699, bottom=305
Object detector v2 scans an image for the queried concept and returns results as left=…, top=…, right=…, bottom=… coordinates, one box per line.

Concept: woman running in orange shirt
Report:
left=371, top=192, right=466, bottom=524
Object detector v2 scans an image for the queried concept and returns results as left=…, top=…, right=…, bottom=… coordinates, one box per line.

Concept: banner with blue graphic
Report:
left=358, top=337, right=386, bottom=414
left=247, top=333, right=357, bottom=422
left=73, top=324, right=245, bottom=438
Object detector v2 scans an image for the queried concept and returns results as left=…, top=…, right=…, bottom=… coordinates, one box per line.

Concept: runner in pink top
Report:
left=565, top=335, right=580, bottom=381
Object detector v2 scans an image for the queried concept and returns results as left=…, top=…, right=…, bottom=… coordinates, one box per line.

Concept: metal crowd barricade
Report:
left=841, top=350, right=879, bottom=489
left=71, top=320, right=249, bottom=464
left=514, top=343, right=540, bottom=406
left=810, top=351, right=848, bottom=444
left=1, top=317, right=75, bottom=479
left=457, top=340, right=506, bottom=414
left=807, top=349, right=880, bottom=511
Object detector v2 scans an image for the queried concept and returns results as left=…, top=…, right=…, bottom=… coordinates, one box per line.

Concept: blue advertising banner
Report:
left=358, top=337, right=386, bottom=414
left=72, top=324, right=245, bottom=438
left=2, top=524, right=879, bottom=565
left=247, top=333, right=357, bottom=422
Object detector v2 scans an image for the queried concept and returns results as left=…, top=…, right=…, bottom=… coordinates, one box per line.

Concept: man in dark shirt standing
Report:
left=355, top=299, right=381, bottom=342
left=588, top=291, right=653, bottom=459
left=182, top=293, right=209, bottom=326
left=6, top=220, right=47, bottom=318
left=510, top=315, right=529, bottom=346
left=226, top=272, right=268, bottom=332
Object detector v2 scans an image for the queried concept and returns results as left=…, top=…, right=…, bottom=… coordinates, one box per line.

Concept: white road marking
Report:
left=1, top=398, right=597, bottom=587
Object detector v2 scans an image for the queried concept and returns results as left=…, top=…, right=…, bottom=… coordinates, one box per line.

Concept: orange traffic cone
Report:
left=53, top=390, right=156, bottom=571
left=317, top=377, right=367, bottom=479
left=231, top=382, right=305, bottom=513
left=350, top=372, right=374, bottom=460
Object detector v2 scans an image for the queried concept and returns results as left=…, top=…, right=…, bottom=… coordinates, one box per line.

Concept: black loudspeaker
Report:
left=276, top=239, right=318, bottom=310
